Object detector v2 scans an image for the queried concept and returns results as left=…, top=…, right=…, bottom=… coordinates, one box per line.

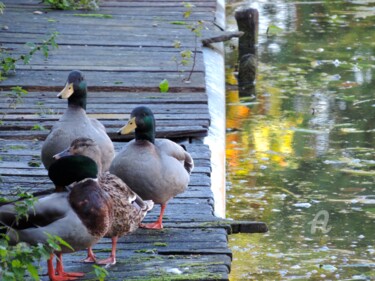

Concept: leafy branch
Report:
left=0, top=32, right=59, bottom=81
left=171, top=2, right=204, bottom=82
left=42, top=0, right=100, bottom=10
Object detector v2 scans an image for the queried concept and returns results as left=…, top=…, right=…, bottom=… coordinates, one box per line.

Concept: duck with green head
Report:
left=0, top=155, right=114, bottom=281
left=55, top=137, right=154, bottom=265
left=41, top=70, right=115, bottom=177
left=110, top=106, right=194, bottom=229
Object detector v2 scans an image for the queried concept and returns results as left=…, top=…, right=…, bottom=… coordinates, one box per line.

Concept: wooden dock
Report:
left=0, top=1, right=267, bottom=280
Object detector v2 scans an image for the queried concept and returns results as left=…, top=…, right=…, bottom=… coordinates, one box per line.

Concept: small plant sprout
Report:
left=171, top=3, right=205, bottom=82
left=31, top=124, right=47, bottom=131
left=6, top=87, right=28, bottom=109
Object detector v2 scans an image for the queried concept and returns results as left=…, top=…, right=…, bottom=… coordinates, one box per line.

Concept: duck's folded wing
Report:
left=0, top=193, right=69, bottom=231
left=156, top=140, right=194, bottom=174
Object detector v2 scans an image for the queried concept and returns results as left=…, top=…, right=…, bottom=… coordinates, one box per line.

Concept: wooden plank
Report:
left=0, top=70, right=206, bottom=90
left=1, top=90, right=208, bottom=102
left=35, top=252, right=230, bottom=281
left=0, top=102, right=209, bottom=111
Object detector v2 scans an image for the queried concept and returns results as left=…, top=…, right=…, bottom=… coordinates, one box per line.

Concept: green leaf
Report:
left=173, top=40, right=181, bottom=48
left=159, top=79, right=169, bottom=93
left=27, top=264, right=40, bottom=281
left=46, top=233, right=74, bottom=252
left=181, top=50, right=192, bottom=59
left=11, top=259, right=22, bottom=268
left=31, top=124, right=46, bottom=131
left=92, top=265, right=109, bottom=281
left=170, top=21, right=187, bottom=25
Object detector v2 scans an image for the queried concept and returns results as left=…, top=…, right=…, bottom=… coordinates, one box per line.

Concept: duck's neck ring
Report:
left=135, top=129, right=155, bottom=144
left=68, top=89, right=87, bottom=110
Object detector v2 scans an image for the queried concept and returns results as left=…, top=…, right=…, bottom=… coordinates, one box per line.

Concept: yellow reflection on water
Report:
left=226, top=84, right=301, bottom=172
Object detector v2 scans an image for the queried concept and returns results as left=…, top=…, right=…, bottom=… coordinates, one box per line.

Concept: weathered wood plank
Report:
left=0, top=34, right=201, bottom=49
left=0, top=70, right=206, bottom=90
left=35, top=252, right=230, bottom=281
left=1, top=90, right=208, bottom=102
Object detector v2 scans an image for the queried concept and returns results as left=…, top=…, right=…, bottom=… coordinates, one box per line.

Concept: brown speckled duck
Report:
left=55, top=137, right=154, bottom=265
left=110, top=106, right=194, bottom=229
left=41, top=70, right=115, bottom=175
left=0, top=155, right=113, bottom=281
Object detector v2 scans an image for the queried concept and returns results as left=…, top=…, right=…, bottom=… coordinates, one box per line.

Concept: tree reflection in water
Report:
left=225, top=0, right=375, bottom=280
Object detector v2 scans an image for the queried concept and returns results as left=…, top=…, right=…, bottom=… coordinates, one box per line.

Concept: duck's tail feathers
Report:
left=132, top=194, right=154, bottom=213
left=184, top=151, right=194, bottom=175
left=143, top=200, right=154, bottom=212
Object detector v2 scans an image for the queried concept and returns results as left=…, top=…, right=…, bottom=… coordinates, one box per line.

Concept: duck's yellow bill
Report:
left=57, top=82, right=74, bottom=99
left=118, top=117, right=137, bottom=135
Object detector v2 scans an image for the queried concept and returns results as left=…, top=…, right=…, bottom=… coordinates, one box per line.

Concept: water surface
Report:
left=225, top=1, right=375, bottom=280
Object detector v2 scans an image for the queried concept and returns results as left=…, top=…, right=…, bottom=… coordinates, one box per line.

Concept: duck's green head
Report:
left=118, top=106, right=156, bottom=143
left=48, top=155, right=98, bottom=189
left=57, top=70, right=87, bottom=109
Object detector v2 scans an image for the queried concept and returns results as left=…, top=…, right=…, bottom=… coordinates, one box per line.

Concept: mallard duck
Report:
left=55, top=137, right=154, bottom=265
left=0, top=155, right=114, bottom=281
left=41, top=70, right=115, bottom=175
left=109, top=106, right=194, bottom=229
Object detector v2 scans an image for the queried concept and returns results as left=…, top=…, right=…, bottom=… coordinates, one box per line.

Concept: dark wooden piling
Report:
left=235, top=8, right=259, bottom=97
left=0, top=1, right=267, bottom=280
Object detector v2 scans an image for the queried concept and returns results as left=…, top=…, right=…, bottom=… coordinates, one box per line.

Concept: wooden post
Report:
left=235, top=8, right=259, bottom=97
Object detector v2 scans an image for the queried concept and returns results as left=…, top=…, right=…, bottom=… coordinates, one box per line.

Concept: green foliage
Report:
left=0, top=32, right=59, bottom=81
left=171, top=3, right=204, bottom=82
left=91, top=265, right=109, bottom=281
left=159, top=79, right=169, bottom=93
left=183, top=2, right=194, bottom=18
left=0, top=2, right=5, bottom=14
left=0, top=239, right=46, bottom=281
left=31, top=124, right=47, bottom=131
left=180, top=50, right=193, bottom=66
left=73, top=13, right=112, bottom=18
left=6, top=87, right=28, bottom=110
left=0, top=192, right=74, bottom=281
left=42, top=0, right=99, bottom=10
left=13, top=192, right=38, bottom=224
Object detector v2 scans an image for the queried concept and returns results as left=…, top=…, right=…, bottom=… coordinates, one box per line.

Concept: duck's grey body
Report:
left=41, top=106, right=114, bottom=171
left=110, top=139, right=192, bottom=204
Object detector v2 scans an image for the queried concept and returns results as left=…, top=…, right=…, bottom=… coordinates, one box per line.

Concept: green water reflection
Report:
left=225, top=1, right=375, bottom=280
